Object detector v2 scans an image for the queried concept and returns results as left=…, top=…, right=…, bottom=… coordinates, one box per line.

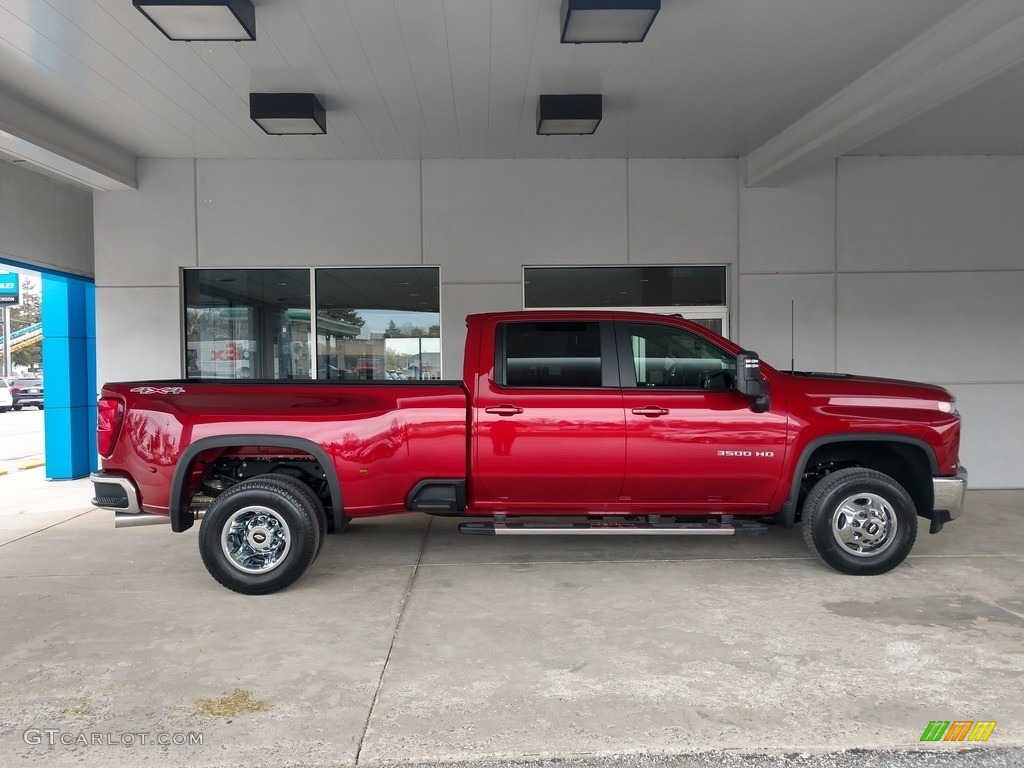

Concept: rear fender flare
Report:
left=170, top=435, right=343, bottom=533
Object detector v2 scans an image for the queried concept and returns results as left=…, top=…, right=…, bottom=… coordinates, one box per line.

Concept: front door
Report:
left=616, top=321, right=788, bottom=510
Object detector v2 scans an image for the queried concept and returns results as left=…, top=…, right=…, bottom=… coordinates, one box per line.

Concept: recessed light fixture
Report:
left=250, top=93, right=327, bottom=135
left=560, top=0, right=660, bottom=44
left=133, top=0, right=256, bottom=42
left=537, top=94, right=602, bottom=135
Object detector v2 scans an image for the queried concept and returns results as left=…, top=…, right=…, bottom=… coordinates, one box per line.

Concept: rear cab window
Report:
left=496, top=322, right=618, bottom=388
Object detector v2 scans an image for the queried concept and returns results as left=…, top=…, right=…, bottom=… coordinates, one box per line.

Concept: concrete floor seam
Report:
left=355, top=515, right=435, bottom=765
left=0, top=509, right=92, bottom=549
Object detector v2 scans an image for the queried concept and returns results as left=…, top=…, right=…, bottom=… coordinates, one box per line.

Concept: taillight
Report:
left=97, top=397, right=124, bottom=457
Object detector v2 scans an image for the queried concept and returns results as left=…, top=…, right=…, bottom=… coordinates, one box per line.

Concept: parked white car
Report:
left=0, top=378, right=12, bottom=412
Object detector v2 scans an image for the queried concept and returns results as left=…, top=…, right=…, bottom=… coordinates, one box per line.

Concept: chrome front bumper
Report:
left=928, top=466, right=968, bottom=533
left=933, top=466, right=968, bottom=520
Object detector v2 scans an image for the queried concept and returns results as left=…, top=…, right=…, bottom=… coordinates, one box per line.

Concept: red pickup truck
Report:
left=91, top=310, right=967, bottom=594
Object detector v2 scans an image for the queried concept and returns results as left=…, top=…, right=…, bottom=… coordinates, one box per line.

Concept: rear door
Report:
left=474, top=320, right=626, bottom=506
left=616, top=321, right=788, bottom=509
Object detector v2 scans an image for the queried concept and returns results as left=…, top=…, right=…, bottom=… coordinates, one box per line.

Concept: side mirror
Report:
left=736, top=351, right=771, bottom=413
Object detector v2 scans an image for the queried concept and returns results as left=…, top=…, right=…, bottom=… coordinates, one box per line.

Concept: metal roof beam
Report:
left=0, top=88, right=136, bottom=191
left=746, top=0, right=1024, bottom=188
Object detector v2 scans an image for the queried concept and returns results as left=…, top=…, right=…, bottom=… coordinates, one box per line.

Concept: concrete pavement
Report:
left=0, top=468, right=1021, bottom=767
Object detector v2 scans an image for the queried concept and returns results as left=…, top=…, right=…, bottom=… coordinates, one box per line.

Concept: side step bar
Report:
left=459, top=518, right=769, bottom=536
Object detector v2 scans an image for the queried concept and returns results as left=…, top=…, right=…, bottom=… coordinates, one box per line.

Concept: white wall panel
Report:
left=88, top=155, right=1022, bottom=487
left=94, top=159, right=195, bottom=287
left=440, top=281, right=522, bottom=377
left=0, top=160, right=93, bottom=277
left=628, top=159, right=737, bottom=265
left=836, top=271, right=1024, bottom=383
left=739, top=161, right=835, bottom=275
left=738, top=274, right=836, bottom=373
left=951, top=384, right=1024, bottom=489
left=838, top=156, right=1024, bottom=273
left=95, top=286, right=181, bottom=384
left=423, top=160, right=627, bottom=284
left=196, top=160, right=421, bottom=267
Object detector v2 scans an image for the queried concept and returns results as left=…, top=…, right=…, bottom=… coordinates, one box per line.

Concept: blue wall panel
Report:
left=41, top=274, right=96, bottom=479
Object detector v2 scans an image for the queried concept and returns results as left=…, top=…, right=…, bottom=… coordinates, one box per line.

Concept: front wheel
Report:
left=198, top=477, right=321, bottom=594
left=801, top=467, right=918, bottom=575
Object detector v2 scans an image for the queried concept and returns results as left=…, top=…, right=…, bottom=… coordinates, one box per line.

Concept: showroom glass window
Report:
left=315, top=267, right=440, bottom=381
left=183, top=269, right=311, bottom=379
left=523, top=265, right=729, bottom=335
left=183, top=267, right=440, bottom=380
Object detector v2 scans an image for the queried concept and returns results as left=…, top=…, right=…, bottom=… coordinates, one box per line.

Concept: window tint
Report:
left=525, top=266, right=726, bottom=307
left=523, top=265, right=730, bottom=337
left=627, top=324, right=736, bottom=390
left=504, top=322, right=602, bottom=388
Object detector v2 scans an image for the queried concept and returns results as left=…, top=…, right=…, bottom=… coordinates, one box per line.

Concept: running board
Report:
left=459, top=518, right=769, bottom=536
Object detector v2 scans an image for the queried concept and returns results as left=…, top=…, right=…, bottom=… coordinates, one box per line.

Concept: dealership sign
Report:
left=0, top=273, right=20, bottom=305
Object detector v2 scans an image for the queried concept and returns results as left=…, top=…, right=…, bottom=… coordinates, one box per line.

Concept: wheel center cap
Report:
left=247, top=527, right=273, bottom=549
left=865, top=521, right=880, bottom=536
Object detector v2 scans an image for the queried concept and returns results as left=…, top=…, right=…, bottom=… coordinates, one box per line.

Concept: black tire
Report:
left=12, top=405, right=21, bottom=411
left=37, top=404, right=44, bottom=410
left=251, top=474, right=328, bottom=561
left=801, top=467, right=918, bottom=575
left=0, top=407, right=8, bottom=413
left=198, top=477, right=320, bottom=594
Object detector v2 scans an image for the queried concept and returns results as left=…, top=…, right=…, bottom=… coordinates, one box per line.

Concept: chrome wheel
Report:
left=830, top=492, right=897, bottom=558
left=221, top=505, right=292, bottom=574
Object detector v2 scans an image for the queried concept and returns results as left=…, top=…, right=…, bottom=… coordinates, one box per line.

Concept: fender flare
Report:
left=170, top=435, right=343, bottom=533
left=776, top=433, right=938, bottom=528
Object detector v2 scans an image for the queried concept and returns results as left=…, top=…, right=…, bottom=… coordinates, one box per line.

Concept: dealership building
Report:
left=0, top=1, right=1021, bottom=488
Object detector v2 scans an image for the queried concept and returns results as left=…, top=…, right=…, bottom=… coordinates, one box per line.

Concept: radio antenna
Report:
left=790, top=299, right=795, bottom=373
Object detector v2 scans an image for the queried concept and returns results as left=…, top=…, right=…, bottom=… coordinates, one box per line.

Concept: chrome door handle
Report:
left=631, top=406, right=669, bottom=417
left=485, top=405, right=523, bottom=416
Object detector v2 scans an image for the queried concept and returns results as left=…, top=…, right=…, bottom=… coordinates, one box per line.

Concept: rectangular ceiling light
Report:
left=537, top=94, right=602, bottom=135
left=250, top=93, right=327, bottom=135
left=133, top=0, right=256, bottom=42
left=560, top=0, right=660, bottom=43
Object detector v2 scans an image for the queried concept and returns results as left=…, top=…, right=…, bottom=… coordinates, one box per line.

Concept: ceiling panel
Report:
left=2, top=0, right=1021, bottom=186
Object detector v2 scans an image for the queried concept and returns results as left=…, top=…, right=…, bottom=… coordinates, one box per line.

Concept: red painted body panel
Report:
left=100, top=383, right=467, bottom=517
left=98, top=310, right=962, bottom=523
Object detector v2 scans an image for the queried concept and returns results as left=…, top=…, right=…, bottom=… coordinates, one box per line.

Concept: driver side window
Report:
left=627, top=323, right=736, bottom=390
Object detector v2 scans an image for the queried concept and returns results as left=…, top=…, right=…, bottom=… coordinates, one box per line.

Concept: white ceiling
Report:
left=1, top=0, right=1023, bottom=191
